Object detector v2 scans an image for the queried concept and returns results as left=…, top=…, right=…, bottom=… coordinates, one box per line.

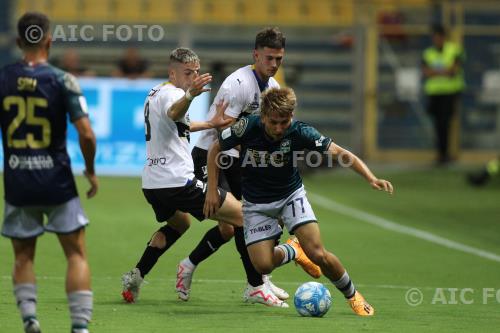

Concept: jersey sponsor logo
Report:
left=147, top=156, right=167, bottom=166
left=221, top=127, right=231, bottom=139
left=8, top=154, right=54, bottom=170
left=236, top=78, right=243, bottom=85
left=280, top=139, right=291, bottom=153
left=249, top=224, right=272, bottom=234
left=63, top=73, right=82, bottom=94
left=232, top=117, right=248, bottom=137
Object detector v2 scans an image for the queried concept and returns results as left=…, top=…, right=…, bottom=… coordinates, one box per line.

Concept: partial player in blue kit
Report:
left=204, top=87, right=394, bottom=316
left=0, top=12, right=98, bottom=333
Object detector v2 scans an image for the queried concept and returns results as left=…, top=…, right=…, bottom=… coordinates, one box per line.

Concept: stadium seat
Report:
left=274, top=0, right=303, bottom=25
left=114, top=0, right=144, bottom=22
left=143, top=0, right=178, bottom=23
left=81, top=0, right=111, bottom=22
left=191, top=0, right=238, bottom=24
left=17, top=0, right=50, bottom=17
left=239, top=0, right=272, bottom=25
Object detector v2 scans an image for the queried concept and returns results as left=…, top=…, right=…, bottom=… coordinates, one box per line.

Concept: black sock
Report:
left=234, top=226, right=263, bottom=287
left=189, top=226, right=229, bottom=265
left=136, top=225, right=182, bottom=278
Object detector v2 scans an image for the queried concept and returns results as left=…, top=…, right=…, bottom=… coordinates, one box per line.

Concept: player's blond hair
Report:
left=260, top=87, right=296, bottom=117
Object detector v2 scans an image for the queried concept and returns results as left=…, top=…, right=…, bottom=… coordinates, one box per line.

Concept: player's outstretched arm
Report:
left=203, top=141, right=222, bottom=218
left=327, top=143, right=394, bottom=194
left=167, top=73, right=212, bottom=121
left=190, top=100, right=231, bottom=132
left=74, top=117, right=98, bottom=198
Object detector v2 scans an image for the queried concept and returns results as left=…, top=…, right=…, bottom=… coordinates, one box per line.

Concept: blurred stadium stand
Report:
left=3, top=0, right=500, bottom=163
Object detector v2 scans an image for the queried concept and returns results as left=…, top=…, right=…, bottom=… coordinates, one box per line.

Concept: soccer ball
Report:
left=294, top=282, right=332, bottom=317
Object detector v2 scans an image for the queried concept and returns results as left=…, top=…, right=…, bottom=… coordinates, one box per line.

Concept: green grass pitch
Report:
left=1, top=168, right=499, bottom=332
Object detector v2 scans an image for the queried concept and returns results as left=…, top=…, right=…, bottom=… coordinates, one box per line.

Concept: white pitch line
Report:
left=0, top=275, right=436, bottom=290
left=308, top=192, right=500, bottom=263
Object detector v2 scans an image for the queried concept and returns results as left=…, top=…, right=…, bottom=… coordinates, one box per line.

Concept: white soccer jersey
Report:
left=142, top=82, right=195, bottom=189
left=195, top=65, right=280, bottom=157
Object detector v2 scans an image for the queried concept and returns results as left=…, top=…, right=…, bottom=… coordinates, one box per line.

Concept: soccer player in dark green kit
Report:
left=0, top=12, right=97, bottom=333
left=204, top=87, right=394, bottom=316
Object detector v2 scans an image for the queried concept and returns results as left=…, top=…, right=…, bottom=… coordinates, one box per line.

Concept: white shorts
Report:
left=242, top=186, right=317, bottom=245
left=1, top=197, right=89, bottom=239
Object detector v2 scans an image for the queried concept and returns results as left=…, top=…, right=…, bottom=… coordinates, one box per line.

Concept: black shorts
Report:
left=142, top=178, right=227, bottom=222
left=192, top=146, right=242, bottom=200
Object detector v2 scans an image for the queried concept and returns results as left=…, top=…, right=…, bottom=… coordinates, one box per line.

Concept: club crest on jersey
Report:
left=248, top=93, right=260, bottom=111
left=233, top=117, right=248, bottom=137
left=280, top=139, right=291, bottom=153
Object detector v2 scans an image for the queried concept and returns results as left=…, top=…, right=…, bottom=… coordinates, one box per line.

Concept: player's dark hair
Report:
left=255, top=27, right=286, bottom=50
left=17, top=12, right=51, bottom=49
left=261, top=87, right=296, bottom=117
left=431, top=23, right=446, bottom=36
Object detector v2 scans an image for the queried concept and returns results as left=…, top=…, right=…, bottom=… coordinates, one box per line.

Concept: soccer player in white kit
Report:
left=176, top=28, right=321, bottom=307
left=121, top=48, right=254, bottom=305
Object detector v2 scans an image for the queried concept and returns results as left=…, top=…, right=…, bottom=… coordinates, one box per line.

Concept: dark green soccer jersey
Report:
left=218, top=115, right=332, bottom=203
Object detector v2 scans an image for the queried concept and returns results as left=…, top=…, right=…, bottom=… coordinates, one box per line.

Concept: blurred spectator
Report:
left=58, top=48, right=95, bottom=77
left=467, top=157, right=499, bottom=186
left=422, top=24, right=465, bottom=166
left=112, top=47, right=152, bottom=79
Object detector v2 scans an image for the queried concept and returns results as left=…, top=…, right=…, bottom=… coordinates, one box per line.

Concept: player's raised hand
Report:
left=84, top=170, right=99, bottom=198
left=208, top=99, right=232, bottom=129
left=203, top=187, right=221, bottom=219
left=188, top=73, right=212, bottom=97
left=370, top=178, right=394, bottom=194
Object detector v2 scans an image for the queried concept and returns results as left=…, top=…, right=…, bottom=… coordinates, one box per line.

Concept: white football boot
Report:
left=263, top=275, right=289, bottom=300
left=23, top=318, right=41, bottom=333
left=243, top=283, right=289, bottom=308
left=176, top=258, right=196, bottom=301
left=121, top=268, right=143, bottom=303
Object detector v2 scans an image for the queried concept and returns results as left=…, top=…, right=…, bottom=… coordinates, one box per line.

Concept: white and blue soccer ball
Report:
left=294, top=282, right=332, bottom=317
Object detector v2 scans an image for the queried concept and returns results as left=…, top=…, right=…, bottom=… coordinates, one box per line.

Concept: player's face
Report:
left=262, top=112, right=293, bottom=141
left=432, top=33, right=445, bottom=49
left=254, top=47, right=284, bottom=79
left=171, top=61, right=200, bottom=91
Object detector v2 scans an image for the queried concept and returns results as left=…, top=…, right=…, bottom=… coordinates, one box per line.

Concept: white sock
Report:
left=14, top=283, right=37, bottom=321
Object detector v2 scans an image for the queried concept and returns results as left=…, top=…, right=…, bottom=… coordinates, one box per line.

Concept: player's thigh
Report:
left=57, top=227, right=87, bottom=259
left=247, top=239, right=276, bottom=271
left=166, top=210, right=191, bottom=234
left=213, top=192, right=242, bottom=227
left=293, top=222, right=325, bottom=258
left=1, top=202, right=44, bottom=239
left=242, top=200, right=282, bottom=246
left=45, top=197, right=89, bottom=235
left=11, top=237, right=37, bottom=262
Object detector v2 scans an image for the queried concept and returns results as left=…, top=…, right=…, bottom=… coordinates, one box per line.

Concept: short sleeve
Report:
left=215, top=78, right=246, bottom=119
left=218, top=116, right=251, bottom=151
left=297, top=122, right=332, bottom=152
left=62, top=73, right=88, bottom=122
left=158, top=86, right=185, bottom=115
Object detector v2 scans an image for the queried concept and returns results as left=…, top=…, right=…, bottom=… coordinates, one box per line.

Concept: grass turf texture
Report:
left=1, top=168, right=499, bottom=332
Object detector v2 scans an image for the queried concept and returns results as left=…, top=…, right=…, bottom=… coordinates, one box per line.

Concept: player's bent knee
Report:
left=305, top=247, right=328, bottom=266
left=218, top=223, right=234, bottom=240
left=251, top=260, right=274, bottom=275
left=149, top=231, right=166, bottom=249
